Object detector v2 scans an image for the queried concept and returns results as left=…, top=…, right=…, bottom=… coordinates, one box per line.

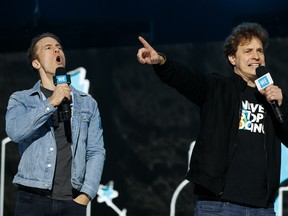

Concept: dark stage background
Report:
left=1, top=0, right=288, bottom=215
left=1, top=38, right=288, bottom=216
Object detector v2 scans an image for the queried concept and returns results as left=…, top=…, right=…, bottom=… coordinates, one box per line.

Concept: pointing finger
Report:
left=138, top=36, right=153, bottom=51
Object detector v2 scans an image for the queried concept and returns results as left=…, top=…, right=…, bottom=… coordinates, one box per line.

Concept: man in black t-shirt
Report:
left=136, top=22, right=288, bottom=215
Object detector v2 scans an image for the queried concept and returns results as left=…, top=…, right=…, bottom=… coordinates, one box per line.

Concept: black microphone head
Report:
left=54, top=67, right=71, bottom=85
left=55, top=67, right=67, bottom=76
left=256, top=66, right=268, bottom=78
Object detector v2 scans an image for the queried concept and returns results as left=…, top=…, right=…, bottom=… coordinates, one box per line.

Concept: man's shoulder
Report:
left=72, top=87, right=98, bottom=106
left=206, top=73, right=234, bottom=84
left=71, top=86, right=92, bottom=99
left=10, top=86, right=38, bottom=98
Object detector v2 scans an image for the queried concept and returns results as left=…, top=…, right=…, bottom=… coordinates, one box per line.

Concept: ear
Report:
left=228, top=55, right=236, bottom=66
left=32, top=60, right=41, bottom=70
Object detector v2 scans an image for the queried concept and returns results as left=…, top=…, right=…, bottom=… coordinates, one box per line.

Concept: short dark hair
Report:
left=223, top=22, right=269, bottom=61
left=27, top=32, right=62, bottom=63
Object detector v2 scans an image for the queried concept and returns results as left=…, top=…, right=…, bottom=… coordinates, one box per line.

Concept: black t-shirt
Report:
left=221, top=86, right=269, bottom=207
left=41, top=87, right=74, bottom=200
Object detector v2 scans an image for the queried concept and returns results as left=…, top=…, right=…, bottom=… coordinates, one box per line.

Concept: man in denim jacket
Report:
left=5, top=33, right=106, bottom=216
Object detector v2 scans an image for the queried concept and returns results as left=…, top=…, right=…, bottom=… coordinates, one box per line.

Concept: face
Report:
left=228, top=37, right=265, bottom=86
left=32, top=37, right=66, bottom=77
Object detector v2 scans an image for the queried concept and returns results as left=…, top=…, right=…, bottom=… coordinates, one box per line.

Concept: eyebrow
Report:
left=244, top=47, right=263, bottom=51
left=43, top=43, right=62, bottom=48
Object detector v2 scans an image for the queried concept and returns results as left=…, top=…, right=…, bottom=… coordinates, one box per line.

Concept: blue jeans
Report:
left=194, top=200, right=275, bottom=216
left=14, top=190, right=87, bottom=216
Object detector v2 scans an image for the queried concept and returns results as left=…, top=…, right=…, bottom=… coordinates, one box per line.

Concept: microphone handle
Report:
left=58, top=98, right=71, bottom=122
left=271, top=100, right=284, bottom=123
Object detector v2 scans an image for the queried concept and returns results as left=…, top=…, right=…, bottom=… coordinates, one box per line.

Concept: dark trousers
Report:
left=14, top=189, right=87, bottom=216
left=194, top=200, right=275, bottom=216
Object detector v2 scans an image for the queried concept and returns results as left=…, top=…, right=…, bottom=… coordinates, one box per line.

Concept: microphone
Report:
left=53, top=67, right=71, bottom=86
left=53, top=67, right=71, bottom=122
left=255, top=66, right=284, bottom=123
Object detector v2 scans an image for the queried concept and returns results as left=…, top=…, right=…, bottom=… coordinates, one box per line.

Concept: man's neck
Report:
left=234, top=71, right=256, bottom=88
left=41, top=81, right=56, bottom=91
left=247, top=80, right=256, bottom=88
left=40, top=75, right=56, bottom=91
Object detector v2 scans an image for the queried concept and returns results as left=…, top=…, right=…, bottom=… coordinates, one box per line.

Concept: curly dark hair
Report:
left=27, top=32, right=62, bottom=72
left=223, top=22, right=269, bottom=64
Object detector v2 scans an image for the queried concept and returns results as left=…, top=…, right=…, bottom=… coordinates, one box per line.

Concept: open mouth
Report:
left=56, top=56, right=62, bottom=63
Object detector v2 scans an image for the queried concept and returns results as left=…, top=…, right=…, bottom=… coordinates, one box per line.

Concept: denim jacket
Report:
left=5, top=81, right=106, bottom=199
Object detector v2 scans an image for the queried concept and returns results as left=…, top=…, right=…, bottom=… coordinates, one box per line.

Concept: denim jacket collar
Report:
left=30, top=80, right=87, bottom=99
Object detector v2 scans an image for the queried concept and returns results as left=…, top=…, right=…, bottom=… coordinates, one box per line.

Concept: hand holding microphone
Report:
left=49, top=84, right=71, bottom=107
left=259, top=84, right=283, bottom=106
left=52, top=67, right=72, bottom=122
left=255, top=66, right=284, bottom=123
